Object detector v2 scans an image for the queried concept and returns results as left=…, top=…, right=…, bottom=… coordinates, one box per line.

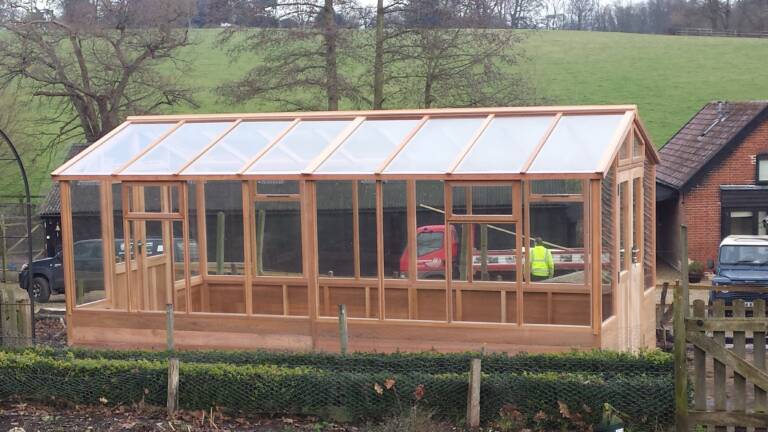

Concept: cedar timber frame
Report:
left=53, top=105, right=659, bottom=353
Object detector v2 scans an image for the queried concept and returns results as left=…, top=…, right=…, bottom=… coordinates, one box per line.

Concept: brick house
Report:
left=656, top=101, right=768, bottom=269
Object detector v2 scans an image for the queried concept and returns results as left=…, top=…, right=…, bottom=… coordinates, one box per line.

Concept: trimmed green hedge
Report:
left=7, top=346, right=672, bottom=376
left=0, top=348, right=673, bottom=430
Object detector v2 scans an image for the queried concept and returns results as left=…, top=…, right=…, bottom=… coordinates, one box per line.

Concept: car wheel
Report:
left=29, top=276, right=51, bottom=303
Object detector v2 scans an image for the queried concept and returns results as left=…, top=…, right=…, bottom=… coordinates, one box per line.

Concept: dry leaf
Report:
left=413, top=384, right=425, bottom=401
left=384, top=378, right=395, bottom=390
left=374, top=383, right=383, bottom=395
left=558, top=401, right=571, bottom=418
left=98, top=397, right=108, bottom=405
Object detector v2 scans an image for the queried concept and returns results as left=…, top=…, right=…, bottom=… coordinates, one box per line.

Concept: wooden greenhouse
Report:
left=52, top=105, right=659, bottom=353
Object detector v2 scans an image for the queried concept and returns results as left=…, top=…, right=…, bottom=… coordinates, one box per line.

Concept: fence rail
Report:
left=673, top=27, right=768, bottom=38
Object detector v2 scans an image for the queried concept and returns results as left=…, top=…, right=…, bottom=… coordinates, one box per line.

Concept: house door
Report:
left=122, top=183, right=189, bottom=312
left=617, top=169, right=644, bottom=350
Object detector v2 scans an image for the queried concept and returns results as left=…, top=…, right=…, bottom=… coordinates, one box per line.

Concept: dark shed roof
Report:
left=39, top=144, right=89, bottom=217
left=657, top=101, right=768, bottom=190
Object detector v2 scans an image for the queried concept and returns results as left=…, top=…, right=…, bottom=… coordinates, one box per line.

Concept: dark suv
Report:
left=710, top=235, right=768, bottom=308
left=19, top=238, right=196, bottom=302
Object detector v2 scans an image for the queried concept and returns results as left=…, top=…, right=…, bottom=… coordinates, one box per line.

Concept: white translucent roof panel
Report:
left=63, top=123, right=175, bottom=175
left=527, top=114, right=624, bottom=173
left=246, top=120, right=350, bottom=174
left=384, top=118, right=484, bottom=174
left=455, top=115, right=554, bottom=173
left=122, top=122, right=234, bottom=174
left=316, top=119, right=420, bottom=174
left=183, top=121, right=291, bottom=174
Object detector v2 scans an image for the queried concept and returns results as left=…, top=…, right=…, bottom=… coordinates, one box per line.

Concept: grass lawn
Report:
left=5, top=29, right=768, bottom=195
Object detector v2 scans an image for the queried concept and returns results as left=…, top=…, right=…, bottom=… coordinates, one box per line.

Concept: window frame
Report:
left=757, top=153, right=768, bottom=185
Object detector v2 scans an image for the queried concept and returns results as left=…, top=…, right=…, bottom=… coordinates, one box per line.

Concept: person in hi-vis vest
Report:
left=530, top=237, right=554, bottom=282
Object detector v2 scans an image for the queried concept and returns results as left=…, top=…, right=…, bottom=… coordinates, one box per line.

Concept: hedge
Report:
left=0, top=349, right=674, bottom=430
left=7, top=346, right=672, bottom=376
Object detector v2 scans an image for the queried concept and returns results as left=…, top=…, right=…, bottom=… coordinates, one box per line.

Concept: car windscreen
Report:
left=417, top=232, right=443, bottom=257
left=720, top=245, right=768, bottom=265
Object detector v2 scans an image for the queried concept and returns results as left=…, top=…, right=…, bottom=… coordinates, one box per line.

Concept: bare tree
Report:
left=0, top=0, right=196, bottom=146
left=219, top=0, right=365, bottom=111
left=567, top=0, right=595, bottom=29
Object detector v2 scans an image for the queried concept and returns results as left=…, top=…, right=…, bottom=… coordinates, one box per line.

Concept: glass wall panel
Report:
left=127, top=184, right=180, bottom=213
left=633, top=132, right=643, bottom=159
left=415, top=181, right=446, bottom=280
left=122, top=122, right=233, bottom=174
left=384, top=118, right=484, bottom=173
left=187, top=183, right=200, bottom=277
left=451, top=184, right=513, bottom=216
left=317, top=181, right=354, bottom=277
left=172, top=220, right=188, bottom=312
left=528, top=114, right=624, bottom=173
left=256, top=180, right=299, bottom=195
left=183, top=121, right=290, bottom=174
left=254, top=200, right=302, bottom=276
left=358, top=181, right=378, bottom=277
left=71, top=181, right=104, bottom=306
left=111, top=183, right=128, bottom=310
left=247, top=121, right=350, bottom=173
left=383, top=181, right=408, bottom=279
left=528, top=201, right=585, bottom=284
left=602, top=166, right=616, bottom=320
left=530, top=180, right=582, bottom=195
left=63, top=123, right=175, bottom=175
left=452, top=223, right=517, bottom=283
left=205, top=181, right=244, bottom=275
left=633, top=177, right=643, bottom=272
left=456, top=116, right=553, bottom=173
left=317, top=120, right=420, bottom=173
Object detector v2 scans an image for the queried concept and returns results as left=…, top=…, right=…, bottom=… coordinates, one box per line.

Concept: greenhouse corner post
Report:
left=0, top=128, right=35, bottom=343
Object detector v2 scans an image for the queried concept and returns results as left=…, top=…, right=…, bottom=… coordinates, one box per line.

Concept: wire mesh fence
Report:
left=0, top=345, right=675, bottom=430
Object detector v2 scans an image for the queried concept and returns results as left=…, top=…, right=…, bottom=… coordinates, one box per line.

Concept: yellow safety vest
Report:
left=531, top=245, right=554, bottom=278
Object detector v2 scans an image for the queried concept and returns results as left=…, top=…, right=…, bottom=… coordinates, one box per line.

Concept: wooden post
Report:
left=466, top=358, right=481, bottom=429
left=166, top=303, right=174, bottom=351
left=216, top=211, right=225, bottom=274
left=338, top=304, right=348, bottom=354
left=673, top=226, right=688, bottom=432
left=0, top=214, right=6, bottom=283
left=680, top=225, right=690, bottom=317
left=167, top=357, right=179, bottom=417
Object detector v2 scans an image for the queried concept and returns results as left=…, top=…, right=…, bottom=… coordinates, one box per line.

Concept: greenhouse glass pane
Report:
left=122, top=122, right=233, bottom=174
left=527, top=114, right=625, bottom=173
left=384, top=118, right=484, bottom=174
left=63, top=123, right=175, bottom=175
left=247, top=120, right=350, bottom=173
left=316, top=119, right=420, bottom=174
left=455, top=116, right=553, bottom=173
left=183, top=121, right=291, bottom=174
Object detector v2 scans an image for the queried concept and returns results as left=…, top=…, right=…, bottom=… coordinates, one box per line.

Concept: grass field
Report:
left=6, top=29, right=768, bottom=195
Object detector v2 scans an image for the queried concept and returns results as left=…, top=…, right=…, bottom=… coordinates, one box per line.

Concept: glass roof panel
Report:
left=455, top=115, right=554, bottom=173
left=383, top=118, right=484, bottom=174
left=183, top=121, right=291, bottom=174
left=527, top=114, right=625, bottom=173
left=246, top=120, right=351, bottom=173
left=62, top=123, right=175, bottom=175
left=122, top=122, right=233, bottom=174
left=315, top=119, right=420, bottom=174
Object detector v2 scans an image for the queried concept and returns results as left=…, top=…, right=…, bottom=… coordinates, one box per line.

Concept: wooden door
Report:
left=617, top=168, right=644, bottom=350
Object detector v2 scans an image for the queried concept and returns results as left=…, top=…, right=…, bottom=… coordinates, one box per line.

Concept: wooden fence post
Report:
left=166, top=303, right=174, bottom=351
left=466, top=358, right=481, bottom=429
left=674, top=225, right=689, bottom=432
left=338, top=304, right=348, bottom=354
left=167, top=357, right=179, bottom=417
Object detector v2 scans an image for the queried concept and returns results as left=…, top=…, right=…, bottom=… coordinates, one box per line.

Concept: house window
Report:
left=758, top=154, right=768, bottom=184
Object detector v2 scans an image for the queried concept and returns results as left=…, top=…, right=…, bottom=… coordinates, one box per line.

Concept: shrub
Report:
left=0, top=348, right=673, bottom=431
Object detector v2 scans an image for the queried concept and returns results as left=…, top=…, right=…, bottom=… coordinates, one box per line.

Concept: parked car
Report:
left=710, top=235, right=768, bottom=308
left=19, top=237, right=197, bottom=302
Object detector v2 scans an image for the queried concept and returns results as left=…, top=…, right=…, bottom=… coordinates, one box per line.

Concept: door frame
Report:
left=121, top=182, right=190, bottom=313
left=617, top=166, right=644, bottom=350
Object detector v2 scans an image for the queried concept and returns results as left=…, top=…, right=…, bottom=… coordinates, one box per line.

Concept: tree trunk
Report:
left=324, top=0, right=339, bottom=111
left=372, top=0, right=385, bottom=110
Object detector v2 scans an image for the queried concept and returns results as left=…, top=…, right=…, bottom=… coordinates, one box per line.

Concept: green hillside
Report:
left=7, top=29, right=768, bottom=195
